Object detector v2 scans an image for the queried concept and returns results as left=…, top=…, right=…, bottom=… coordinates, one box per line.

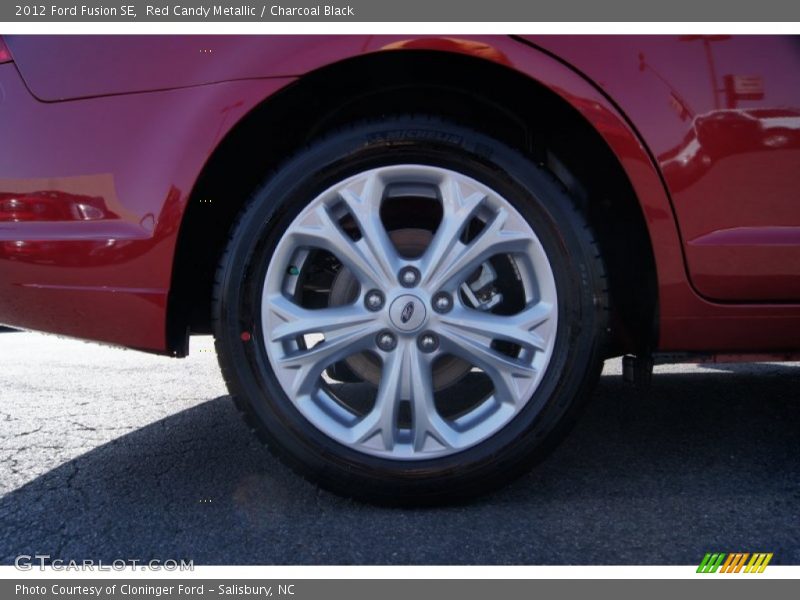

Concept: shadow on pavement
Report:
left=1, top=366, right=798, bottom=565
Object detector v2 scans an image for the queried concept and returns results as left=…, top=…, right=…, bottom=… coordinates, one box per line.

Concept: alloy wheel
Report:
left=261, top=164, right=558, bottom=460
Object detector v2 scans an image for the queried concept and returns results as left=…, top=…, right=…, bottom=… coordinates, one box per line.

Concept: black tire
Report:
left=213, top=116, right=608, bottom=505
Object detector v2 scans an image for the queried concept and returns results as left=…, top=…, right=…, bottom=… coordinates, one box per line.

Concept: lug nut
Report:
left=432, top=291, right=453, bottom=314
left=399, top=266, right=421, bottom=288
left=364, top=289, right=385, bottom=311
left=376, top=330, right=397, bottom=351
left=417, top=332, right=439, bottom=353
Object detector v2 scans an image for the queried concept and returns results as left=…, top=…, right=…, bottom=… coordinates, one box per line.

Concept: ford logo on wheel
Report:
left=400, top=301, right=415, bottom=324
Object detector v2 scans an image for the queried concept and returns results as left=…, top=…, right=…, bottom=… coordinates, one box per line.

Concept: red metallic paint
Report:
left=0, top=61, right=291, bottom=350
left=0, top=37, right=11, bottom=64
left=524, top=35, right=800, bottom=303
left=0, top=36, right=798, bottom=355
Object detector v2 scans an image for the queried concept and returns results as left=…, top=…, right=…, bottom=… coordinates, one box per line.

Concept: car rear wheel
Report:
left=213, top=116, right=607, bottom=504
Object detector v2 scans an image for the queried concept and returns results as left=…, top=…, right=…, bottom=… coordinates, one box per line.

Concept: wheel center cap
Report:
left=389, top=294, right=427, bottom=332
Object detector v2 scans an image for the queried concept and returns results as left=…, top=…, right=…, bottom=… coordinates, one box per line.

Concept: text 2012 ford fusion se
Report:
left=1, top=35, right=798, bottom=503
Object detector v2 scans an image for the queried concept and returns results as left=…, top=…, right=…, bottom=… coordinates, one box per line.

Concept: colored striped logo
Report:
left=697, top=553, right=773, bottom=573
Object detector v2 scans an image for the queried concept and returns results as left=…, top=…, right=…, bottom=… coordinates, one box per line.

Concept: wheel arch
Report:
left=168, top=42, right=668, bottom=357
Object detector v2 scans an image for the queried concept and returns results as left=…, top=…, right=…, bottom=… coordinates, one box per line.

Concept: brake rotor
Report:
left=329, top=227, right=472, bottom=391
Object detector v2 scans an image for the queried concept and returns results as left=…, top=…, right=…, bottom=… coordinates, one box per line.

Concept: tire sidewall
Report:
left=215, top=118, right=604, bottom=501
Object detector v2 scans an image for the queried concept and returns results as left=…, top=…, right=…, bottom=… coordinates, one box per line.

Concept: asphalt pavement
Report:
left=1, top=331, right=798, bottom=565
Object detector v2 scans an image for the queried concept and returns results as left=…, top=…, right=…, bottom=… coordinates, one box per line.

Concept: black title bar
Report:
left=4, top=0, right=800, bottom=22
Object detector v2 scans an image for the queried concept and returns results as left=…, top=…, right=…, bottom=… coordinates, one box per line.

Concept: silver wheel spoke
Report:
left=277, top=320, right=378, bottom=370
left=420, top=175, right=485, bottom=285
left=408, top=346, right=458, bottom=451
left=290, top=203, right=391, bottom=289
left=439, top=316, right=540, bottom=406
left=268, top=294, right=375, bottom=343
left=339, top=172, right=401, bottom=286
left=270, top=295, right=381, bottom=396
left=352, top=348, right=404, bottom=450
left=425, top=207, right=532, bottom=292
left=441, top=302, right=554, bottom=353
left=353, top=343, right=457, bottom=452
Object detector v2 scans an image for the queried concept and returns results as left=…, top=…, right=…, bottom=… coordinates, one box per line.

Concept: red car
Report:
left=1, top=35, right=798, bottom=503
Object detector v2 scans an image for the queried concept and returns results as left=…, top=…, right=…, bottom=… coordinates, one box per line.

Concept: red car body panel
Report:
left=526, top=35, right=800, bottom=302
left=1, top=35, right=798, bottom=354
left=0, top=62, right=290, bottom=350
left=7, top=35, right=372, bottom=101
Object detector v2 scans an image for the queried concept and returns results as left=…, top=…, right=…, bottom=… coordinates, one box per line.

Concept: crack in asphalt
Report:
left=1, top=332, right=798, bottom=565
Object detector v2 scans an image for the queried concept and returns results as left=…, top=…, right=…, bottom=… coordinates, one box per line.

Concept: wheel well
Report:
left=168, top=50, right=658, bottom=357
